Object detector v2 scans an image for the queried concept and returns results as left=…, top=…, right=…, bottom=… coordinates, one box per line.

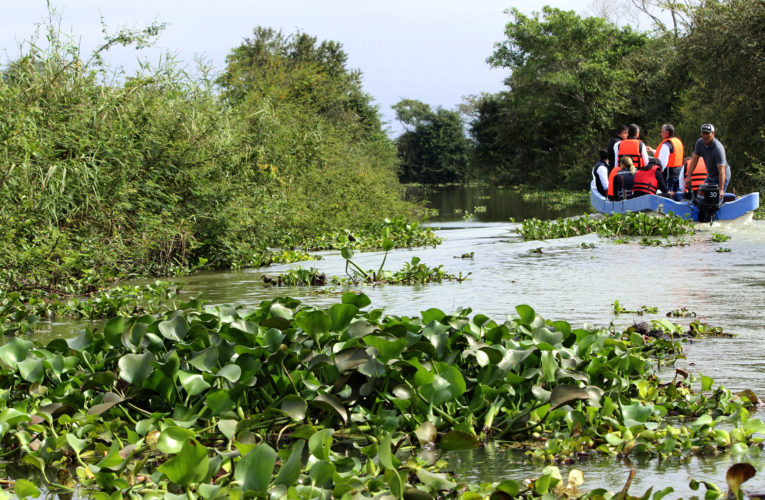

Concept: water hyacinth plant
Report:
left=518, top=212, right=695, bottom=241
left=0, top=293, right=761, bottom=497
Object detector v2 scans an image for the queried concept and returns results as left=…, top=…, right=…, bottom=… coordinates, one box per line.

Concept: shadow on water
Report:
left=25, top=186, right=765, bottom=496
left=405, top=184, right=591, bottom=222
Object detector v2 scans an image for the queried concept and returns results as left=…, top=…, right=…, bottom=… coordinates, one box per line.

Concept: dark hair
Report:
left=617, top=124, right=628, bottom=134
left=663, top=124, right=675, bottom=136
left=628, top=124, right=640, bottom=138
left=599, top=149, right=609, bottom=161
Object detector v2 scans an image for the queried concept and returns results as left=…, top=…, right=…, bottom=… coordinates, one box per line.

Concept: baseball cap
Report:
left=701, top=123, right=715, bottom=133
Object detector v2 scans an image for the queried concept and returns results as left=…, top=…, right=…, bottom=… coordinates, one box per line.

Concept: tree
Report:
left=484, top=7, right=649, bottom=188
left=393, top=100, right=472, bottom=184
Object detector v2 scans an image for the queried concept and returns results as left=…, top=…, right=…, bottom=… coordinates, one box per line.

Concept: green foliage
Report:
left=481, top=7, right=649, bottom=188
left=0, top=21, right=415, bottom=295
left=0, top=293, right=759, bottom=496
left=518, top=212, right=695, bottom=240
left=393, top=99, right=472, bottom=184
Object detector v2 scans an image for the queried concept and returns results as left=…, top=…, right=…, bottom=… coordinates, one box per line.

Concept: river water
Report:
left=39, top=186, right=765, bottom=496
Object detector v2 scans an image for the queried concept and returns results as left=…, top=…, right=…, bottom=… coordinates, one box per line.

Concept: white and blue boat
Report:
left=590, top=180, right=759, bottom=222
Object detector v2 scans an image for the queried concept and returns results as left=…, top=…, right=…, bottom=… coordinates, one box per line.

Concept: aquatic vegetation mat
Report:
left=518, top=212, right=695, bottom=241
left=0, top=294, right=760, bottom=497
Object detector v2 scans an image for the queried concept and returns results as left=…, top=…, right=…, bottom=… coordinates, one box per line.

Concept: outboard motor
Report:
left=695, top=183, right=722, bottom=222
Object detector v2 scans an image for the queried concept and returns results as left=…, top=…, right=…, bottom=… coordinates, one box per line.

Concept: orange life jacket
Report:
left=655, top=137, right=684, bottom=169
left=607, top=166, right=622, bottom=197
left=633, top=166, right=660, bottom=195
left=685, top=157, right=708, bottom=192
left=617, top=139, right=645, bottom=169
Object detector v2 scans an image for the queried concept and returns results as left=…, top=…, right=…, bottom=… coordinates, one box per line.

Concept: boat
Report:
left=590, top=180, right=759, bottom=222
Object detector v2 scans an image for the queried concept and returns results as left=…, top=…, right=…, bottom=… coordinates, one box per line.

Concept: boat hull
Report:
left=590, top=180, right=759, bottom=221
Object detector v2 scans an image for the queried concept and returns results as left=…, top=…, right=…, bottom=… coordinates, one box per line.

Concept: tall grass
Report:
left=0, top=17, right=413, bottom=293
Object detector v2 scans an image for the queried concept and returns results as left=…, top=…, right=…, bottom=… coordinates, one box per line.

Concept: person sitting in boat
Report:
left=685, top=123, right=731, bottom=200
left=676, top=156, right=708, bottom=200
left=613, top=123, right=649, bottom=170
left=592, top=149, right=610, bottom=197
left=632, top=157, right=669, bottom=198
left=612, top=156, right=636, bottom=201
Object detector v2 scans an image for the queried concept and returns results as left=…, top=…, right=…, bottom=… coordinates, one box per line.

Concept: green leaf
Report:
left=515, top=304, right=536, bottom=325
left=342, top=292, right=371, bottom=308
left=118, top=353, right=154, bottom=385
left=309, top=459, right=335, bottom=486
left=66, top=329, right=93, bottom=351
left=549, top=384, right=590, bottom=410
left=177, top=371, right=211, bottom=397
left=327, top=303, right=358, bottom=331
left=308, top=428, right=334, bottom=461
left=0, top=337, right=33, bottom=369
left=188, top=346, right=219, bottom=373
left=157, top=426, right=196, bottom=454
left=421, top=308, right=446, bottom=324
left=216, top=364, right=241, bottom=383
left=87, top=392, right=124, bottom=416
left=13, top=478, right=40, bottom=499
left=701, top=375, right=714, bottom=391
left=419, top=364, right=466, bottom=405
left=158, top=438, right=209, bottom=486
left=235, top=442, right=276, bottom=493
left=17, top=356, right=44, bottom=384
left=206, top=390, right=235, bottom=415
left=296, top=310, right=332, bottom=337
left=159, top=316, right=189, bottom=342
left=281, top=395, right=307, bottom=421
left=622, top=403, right=652, bottom=427
left=341, top=247, right=355, bottom=260
left=416, top=469, right=457, bottom=491
left=310, top=394, right=347, bottom=424
left=104, top=317, right=126, bottom=348
left=274, top=441, right=304, bottom=487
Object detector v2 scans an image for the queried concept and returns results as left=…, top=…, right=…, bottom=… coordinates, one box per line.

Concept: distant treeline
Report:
left=0, top=24, right=413, bottom=293
left=396, top=0, right=765, bottom=194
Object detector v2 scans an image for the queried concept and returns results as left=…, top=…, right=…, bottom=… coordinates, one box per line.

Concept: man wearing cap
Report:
left=685, top=124, right=731, bottom=198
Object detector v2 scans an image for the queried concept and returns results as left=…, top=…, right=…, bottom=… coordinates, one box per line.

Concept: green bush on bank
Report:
left=0, top=22, right=416, bottom=294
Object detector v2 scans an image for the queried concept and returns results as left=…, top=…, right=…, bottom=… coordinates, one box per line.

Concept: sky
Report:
left=1, top=1, right=589, bottom=136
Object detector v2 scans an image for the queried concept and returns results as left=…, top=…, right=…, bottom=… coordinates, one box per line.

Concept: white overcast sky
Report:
left=2, top=1, right=591, bottom=135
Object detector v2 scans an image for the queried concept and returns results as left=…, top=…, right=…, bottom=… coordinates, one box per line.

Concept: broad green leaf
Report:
left=533, top=326, right=564, bottom=346
left=178, top=371, right=211, bottom=397
left=622, top=403, right=652, bottom=427
left=310, top=394, right=347, bottom=424
left=296, top=310, right=332, bottom=337
left=308, top=428, right=334, bottom=461
left=158, top=438, right=209, bottom=486
left=358, top=358, right=386, bottom=378
left=549, top=384, right=590, bottom=410
left=159, top=316, right=189, bottom=342
left=235, top=442, right=276, bottom=493
left=309, top=459, right=335, bottom=486
left=206, top=390, right=235, bottom=415
left=421, top=308, right=446, bottom=324
left=280, top=395, right=307, bottom=421
left=327, top=303, right=358, bottom=331
left=701, top=375, right=714, bottom=391
left=414, top=422, right=437, bottom=445
left=118, top=353, right=154, bottom=385
left=363, top=336, right=407, bottom=362
left=515, top=305, right=535, bottom=325
left=341, top=292, right=371, bottom=308
left=216, top=364, right=241, bottom=383
left=104, top=317, right=126, bottom=348
left=157, top=426, right=196, bottom=454
left=66, top=329, right=93, bottom=351
left=13, top=478, right=40, bottom=499
left=0, top=337, right=33, bottom=368
left=88, top=392, right=124, bottom=416
left=541, top=351, right=557, bottom=382
left=17, top=356, right=44, bottom=384
left=334, top=348, right=370, bottom=373
left=416, top=469, right=457, bottom=491
left=66, top=433, right=88, bottom=456
left=188, top=346, right=219, bottom=373
left=274, top=441, right=304, bottom=487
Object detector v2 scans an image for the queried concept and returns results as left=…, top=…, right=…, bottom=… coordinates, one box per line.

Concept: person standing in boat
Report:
left=612, top=156, right=636, bottom=201
left=685, top=123, right=731, bottom=199
left=607, top=125, right=628, bottom=174
left=613, top=124, right=650, bottom=170
left=652, top=124, right=684, bottom=192
left=592, top=149, right=610, bottom=197
left=632, top=158, right=669, bottom=197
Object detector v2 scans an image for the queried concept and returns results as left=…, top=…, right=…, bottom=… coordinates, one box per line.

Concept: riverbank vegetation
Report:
left=0, top=292, right=761, bottom=498
left=0, top=22, right=420, bottom=296
left=396, top=0, right=765, bottom=198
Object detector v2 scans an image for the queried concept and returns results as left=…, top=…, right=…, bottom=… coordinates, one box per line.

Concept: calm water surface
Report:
left=36, top=188, right=765, bottom=496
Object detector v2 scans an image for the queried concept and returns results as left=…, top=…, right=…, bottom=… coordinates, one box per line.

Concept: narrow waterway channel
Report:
left=33, top=186, right=765, bottom=496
